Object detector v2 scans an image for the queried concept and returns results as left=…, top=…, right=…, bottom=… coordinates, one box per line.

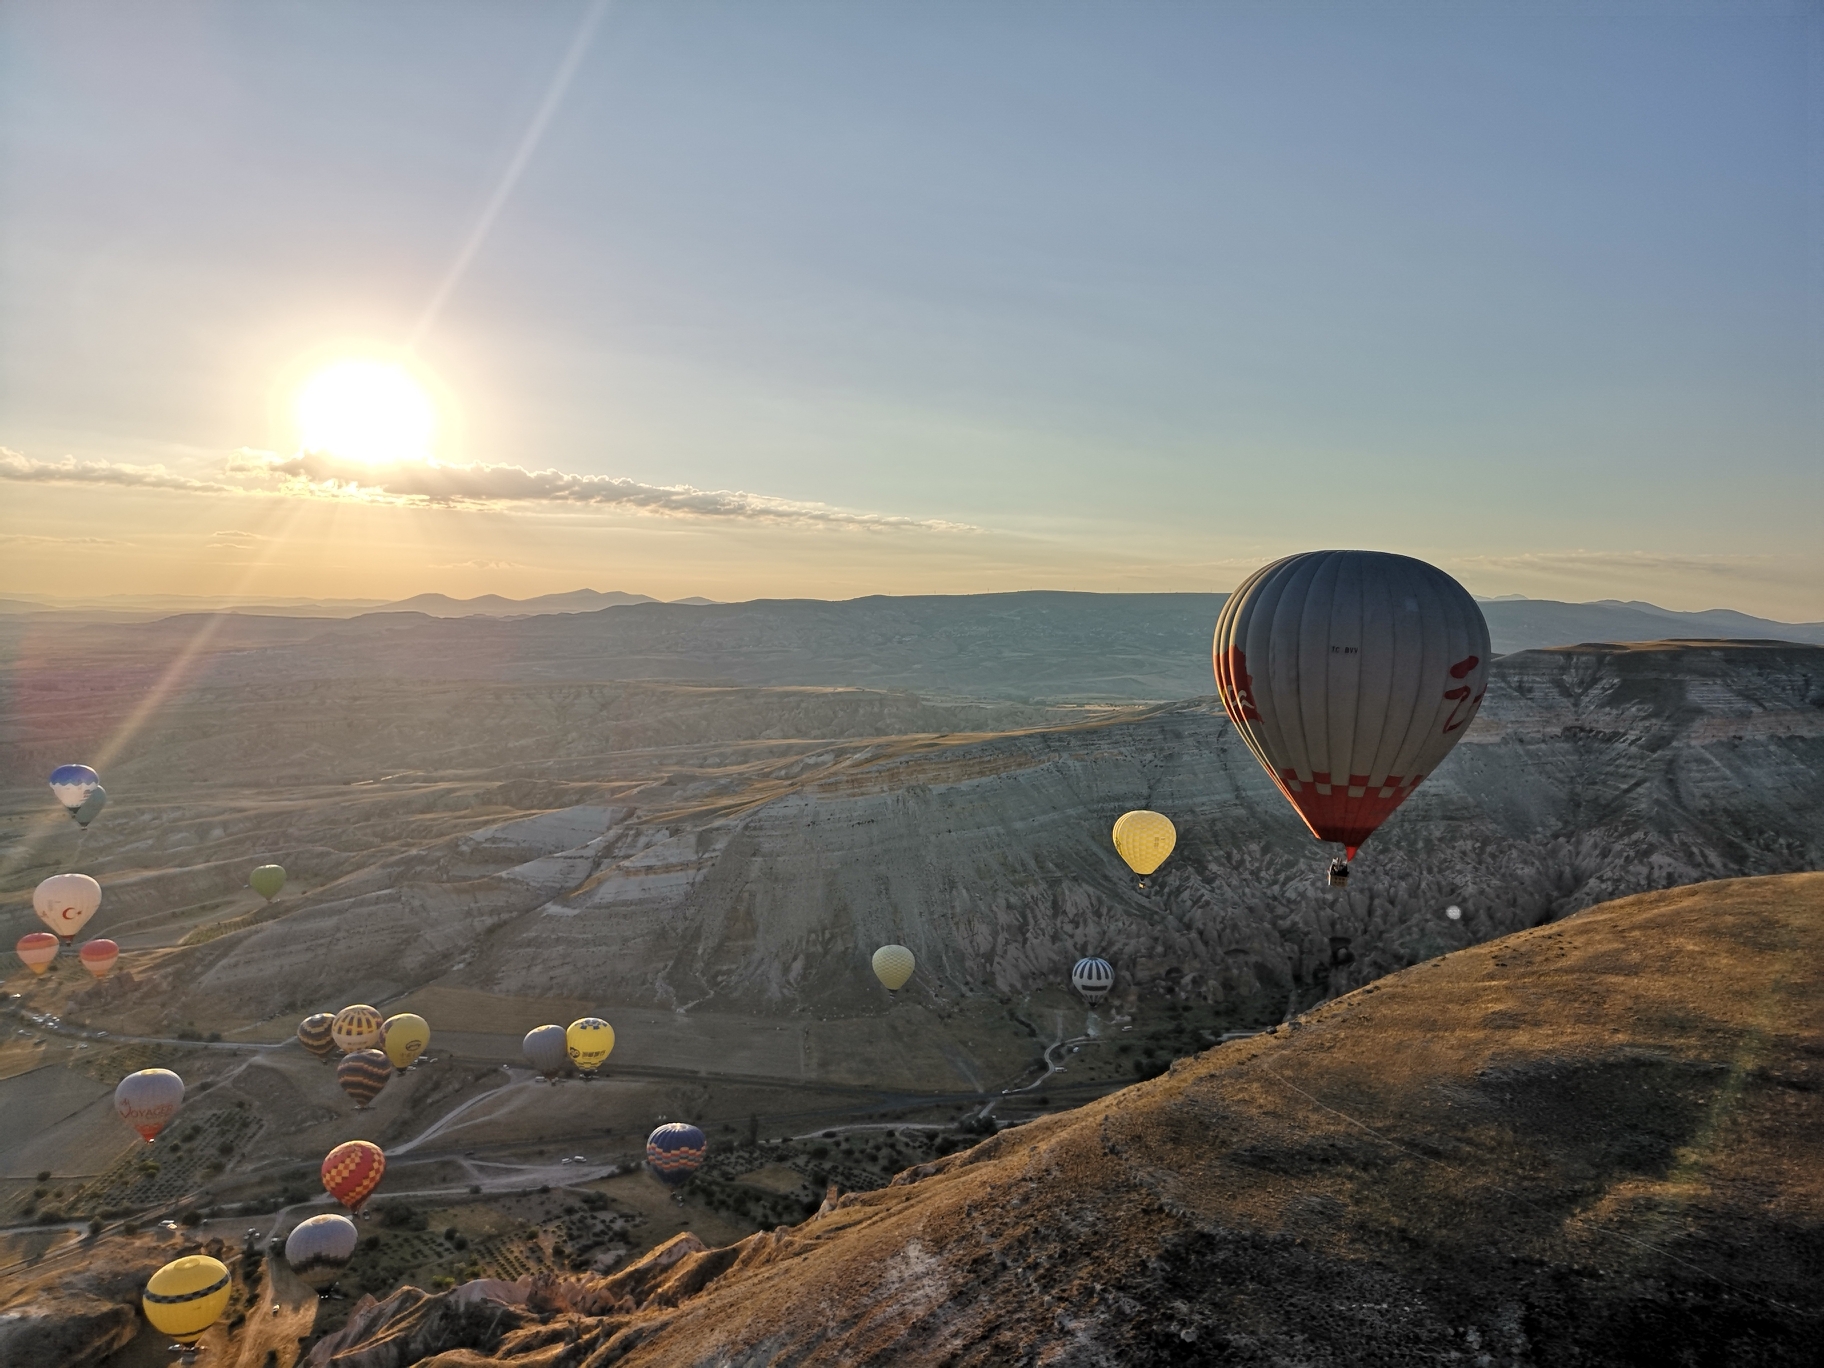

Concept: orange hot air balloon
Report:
left=79, top=938, right=120, bottom=979
left=1215, top=550, right=1490, bottom=884
left=321, top=1140, right=385, bottom=1212
left=16, top=932, right=60, bottom=976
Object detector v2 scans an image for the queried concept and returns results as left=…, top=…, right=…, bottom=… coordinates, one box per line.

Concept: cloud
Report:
left=5, top=443, right=978, bottom=533
left=208, top=530, right=268, bottom=548
left=433, top=558, right=525, bottom=570
left=0, top=447, right=239, bottom=493
left=239, top=450, right=979, bottom=531
left=0, top=533, right=136, bottom=547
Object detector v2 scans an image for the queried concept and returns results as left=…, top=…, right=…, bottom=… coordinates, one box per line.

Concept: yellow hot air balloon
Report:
left=381, top=1013, right=430, bottom=1072
left=1112, top=810, right=1176, bottom=886
left=871, top=944, right=915, bottom=993
left=565, top=1017, right=615, bottom=1077
left=331, top=1004, right=383, bottom=1054
left=142, top=1254, right=231, bottom=1354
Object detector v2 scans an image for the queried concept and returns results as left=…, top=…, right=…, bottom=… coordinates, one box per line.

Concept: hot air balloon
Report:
left=249, top=864, right=286, bottom=901
left=337, top=1050, right=391, bottom=1109
left=49, top=763, right=101, bottom=812
left=1215, top=550, right=1490, bottom=886
left=284, top=1213, right=359, bottom=1291
left=73, top=786, right=108, bottom=829
left=34, top=873, right=101, bottom=944
left=646, top=1123, right=707, bottom=1188
left=524, top=1024, right=569, bottom=1080
left=1112, top=811, right=1176, bottom=888
left=1071, top=957, right=1115, bottom=1005
left=566, top=1018, right=614, bottom=1077
left=321, top=1140, right=385, bottom=1212
left=331, top=1004, right=383, bottom=1053
left=871, top=944, right=915, bottom=994
left=297, top=1012, right=337, bottom=1063
left=142, top=1255, right=231, bottom=1362
left=16, top=932, right=59, bottom=976
left=79, top=938, right=120, bottom=979
left=115, top=1068, right=184, bottom=1142
left=381, top=1013, right=429, bottom=1072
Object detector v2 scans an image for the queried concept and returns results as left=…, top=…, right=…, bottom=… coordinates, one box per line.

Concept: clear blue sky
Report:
left=3, top=1, right=1818, bottom=614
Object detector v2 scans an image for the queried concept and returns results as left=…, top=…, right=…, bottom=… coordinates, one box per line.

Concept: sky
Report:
left=2, top=1, right=1820, bottom=616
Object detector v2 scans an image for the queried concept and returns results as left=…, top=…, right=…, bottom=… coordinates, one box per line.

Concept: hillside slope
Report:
left=85, top=641, right=1819, bottom=1029
left=337, top=873, right=1824, bottom=1366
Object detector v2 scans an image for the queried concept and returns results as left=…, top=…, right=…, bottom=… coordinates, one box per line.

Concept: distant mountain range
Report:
left=7, top=590, right=1823, bottom=702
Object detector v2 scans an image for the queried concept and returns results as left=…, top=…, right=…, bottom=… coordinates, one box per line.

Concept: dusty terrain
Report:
left=0, top=617, right=1819, bottom=1365
left=308, top=872, right=1824, bottom=1367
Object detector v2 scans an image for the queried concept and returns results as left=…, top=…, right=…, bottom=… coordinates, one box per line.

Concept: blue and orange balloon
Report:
left=646, top=1123, right=707, bottom=1188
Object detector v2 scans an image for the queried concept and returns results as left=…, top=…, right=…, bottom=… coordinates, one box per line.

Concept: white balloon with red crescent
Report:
left=1213, top=550, right=1490, bottom=867
left=33, top=873, right=102, bottom=944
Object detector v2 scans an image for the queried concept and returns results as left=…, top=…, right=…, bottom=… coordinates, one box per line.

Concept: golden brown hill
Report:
left=326, top=874, right=1824, bottom=1366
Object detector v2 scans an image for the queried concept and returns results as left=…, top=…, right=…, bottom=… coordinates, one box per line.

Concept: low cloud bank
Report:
left=3, top=446, right=974, bottom=533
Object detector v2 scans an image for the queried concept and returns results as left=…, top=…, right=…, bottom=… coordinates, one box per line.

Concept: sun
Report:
left=296, top=359, right=436, bottom=466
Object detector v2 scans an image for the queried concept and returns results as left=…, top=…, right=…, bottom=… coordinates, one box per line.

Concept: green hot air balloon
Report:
left=250, top=865, right=287, bottom=901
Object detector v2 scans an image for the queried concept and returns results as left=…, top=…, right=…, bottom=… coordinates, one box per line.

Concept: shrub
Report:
left=88, top=1218, right=104, bottom=1237
left=179, top=1210, right=202, bottom=1227
left=35, top=1170, right=50, bottom=1182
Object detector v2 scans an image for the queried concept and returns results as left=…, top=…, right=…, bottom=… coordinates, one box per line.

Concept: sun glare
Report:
left=296, top=359, right=436, bottom=466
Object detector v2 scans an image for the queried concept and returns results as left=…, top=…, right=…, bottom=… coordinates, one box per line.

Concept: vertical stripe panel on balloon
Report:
left=1240, top=562, right=1291, bottom=785
left=1335, top=554, right=1364, bottom=798
left=1296, top=554, right=1338, bottom=784
left=1370, top=560, right=1424, bottom=785
left=1354, top=557, right=1397, bottom=786
left=1385, top=562, right=1449, bottom=786
left=1267, top=555, right=1318, bottom=783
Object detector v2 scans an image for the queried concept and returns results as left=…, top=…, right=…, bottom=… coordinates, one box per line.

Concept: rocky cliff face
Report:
left=294, top=874, right=1824, bottom=1367
left=158, top=642, right=1824, bottom=1025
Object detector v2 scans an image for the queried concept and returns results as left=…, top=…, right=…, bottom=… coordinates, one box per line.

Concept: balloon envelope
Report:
left=524, top=1024, right=569, bottom=1077
left=249, top=864, right=286, bottom=901
left=16, top=932, right=59, bottom=975
left=285, top=1213, right=359, bottom=1289
left=321, top=1140, right=385, bottom=1211
left=331, top=1004, right=383, bottom=1053
left=73, top=786, right=107, bottom=829
left=1214, top=550, right=1490, bottom=858
left=566, top=1018, right=615, bottom=1073
left=116, top=1068, right=184, bottom=1142
left=48, top=764, right=100, bottom=811
left=142, top=1255, right=231, bottom=1343
left=1071, top=957, right=1115, bottom=1005
left=34, top=873, right=102, bottom=942
left=297, top=1013, right=337, bottom=1062
left=336, top=1050, right=392, bottom=1108
left=646, top=1123, right=707, bottom=1187
left=79, top=938, right=119, bottom=979
left=872, top=944, right=915, bottom=993
left=1111, top=811, right=1176, bottom=877
left=381, top=1013, right=429, bottom=1071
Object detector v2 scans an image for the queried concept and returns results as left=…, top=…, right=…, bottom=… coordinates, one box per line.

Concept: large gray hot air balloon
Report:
left=284, top=1213, right=359, bottom=1291
left=523, top=1024, right=569, bottom=1080
left=1214, top=550, right=1490, bottom=886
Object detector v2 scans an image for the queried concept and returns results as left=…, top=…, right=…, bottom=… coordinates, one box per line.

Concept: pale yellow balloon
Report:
left=565, top=1017, right=615, bottom=1074
left=1112, top=810, right=1176, bottom=877
left=871, top=944, right=915, bottom=992
left=380, top=1013, right=430, bottom=1071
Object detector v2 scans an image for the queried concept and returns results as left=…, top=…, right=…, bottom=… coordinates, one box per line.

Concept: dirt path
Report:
left=233, top=1250, right=318, bottom=1368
